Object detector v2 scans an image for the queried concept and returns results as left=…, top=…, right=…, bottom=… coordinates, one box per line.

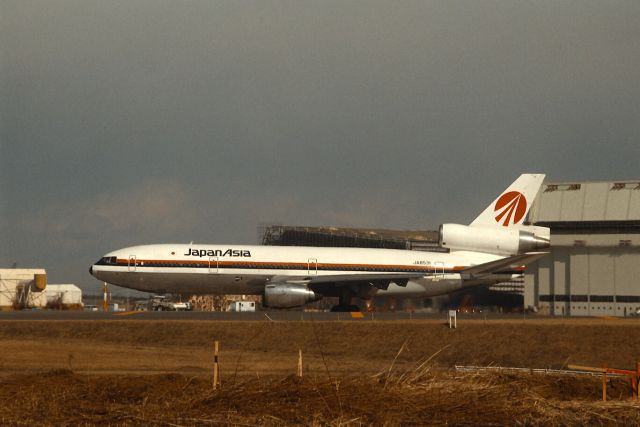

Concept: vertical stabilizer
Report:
left=470, top=174, right=545, bottom=227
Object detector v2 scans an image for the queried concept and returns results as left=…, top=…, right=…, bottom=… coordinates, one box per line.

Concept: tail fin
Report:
left=470, top=174, right=545, bottom=227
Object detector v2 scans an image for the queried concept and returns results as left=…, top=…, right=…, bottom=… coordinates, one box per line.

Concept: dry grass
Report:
left=1, top=319, right=640, bottom=425
left=1, top=319, right=640, bottom=372
left=0, top=367, right=638, bottom=426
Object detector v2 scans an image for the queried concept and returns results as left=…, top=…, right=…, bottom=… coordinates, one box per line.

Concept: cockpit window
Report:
left=98, top=256, right=117, bottom=265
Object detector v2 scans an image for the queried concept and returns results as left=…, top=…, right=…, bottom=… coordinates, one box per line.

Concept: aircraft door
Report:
left=308, top=258, right=318, bottom=275
left=434, top=261, right=445, bottom=280
left=128, top=255, right=137, bottom=272
left=209, top=257, right=219, bottom=273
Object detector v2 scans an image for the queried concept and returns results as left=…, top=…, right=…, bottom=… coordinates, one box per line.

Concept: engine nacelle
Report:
left=263, top=283, right=321, bottom=308
left=439, top=224, right=550, bottom=255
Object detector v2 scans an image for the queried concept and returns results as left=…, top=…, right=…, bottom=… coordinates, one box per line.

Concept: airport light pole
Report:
left=102, top=282, right=109, bottom=312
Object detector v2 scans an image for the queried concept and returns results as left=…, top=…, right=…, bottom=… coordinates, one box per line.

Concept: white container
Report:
left=229, top=301, right=256, bottom=312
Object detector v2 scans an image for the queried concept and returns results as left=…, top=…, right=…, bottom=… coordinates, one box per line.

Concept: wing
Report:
left=461, top=252, right=548, bottom=278
left=269, top=273, right=425, bottom=290
left=267, top=251, right=548, bottom=290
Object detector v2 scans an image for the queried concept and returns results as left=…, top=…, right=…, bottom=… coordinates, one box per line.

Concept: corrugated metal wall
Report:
left=527, top=246, right=640, bottom=316
left=526, top=180, right=640, bottom=316
left=529, top=181, right=640, bottom=222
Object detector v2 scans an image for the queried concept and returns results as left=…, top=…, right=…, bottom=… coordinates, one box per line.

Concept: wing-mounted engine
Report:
left=263, top=283, right=322, bottom=308
left=439, top=223, right=549, bottom=255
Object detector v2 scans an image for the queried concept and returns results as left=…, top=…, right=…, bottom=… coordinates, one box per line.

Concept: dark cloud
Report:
left=2, top=1, right=639, bottom=291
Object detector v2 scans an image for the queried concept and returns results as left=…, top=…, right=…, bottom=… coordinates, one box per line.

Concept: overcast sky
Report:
left=2, top=1, right=639, bottom=293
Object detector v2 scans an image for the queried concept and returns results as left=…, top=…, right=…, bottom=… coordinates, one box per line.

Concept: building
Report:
left=0, top=269, right=47, bottom=309
left=45, top=284, right=83, bottom=308
left=0, top=270, right=83, bottom=310
left=525, top=180, right=640, bottom=316
left=260, top=224, right=439, bottom=250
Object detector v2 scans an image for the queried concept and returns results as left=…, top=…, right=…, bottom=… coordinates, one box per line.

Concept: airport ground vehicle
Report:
left=229, top=301, right=256, bottom=312
left=150, top=296, right=192, bottom=311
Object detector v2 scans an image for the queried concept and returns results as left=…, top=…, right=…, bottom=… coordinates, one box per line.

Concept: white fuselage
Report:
left=90, top=244, right=519, bottom=298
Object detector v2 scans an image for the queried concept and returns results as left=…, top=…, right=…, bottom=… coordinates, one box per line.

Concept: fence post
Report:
left=448, top=310, right=457, bottom=329
left=213, top=340, right=220, bottom=390
left=636, top=361, right=640, bottom=400
left=297, top=349, right=303, bottom=377
left=602, top=363, right=607, bottom=402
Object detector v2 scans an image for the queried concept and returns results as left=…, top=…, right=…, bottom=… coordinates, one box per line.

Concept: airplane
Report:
left=90, top=174, right=550, bottom=311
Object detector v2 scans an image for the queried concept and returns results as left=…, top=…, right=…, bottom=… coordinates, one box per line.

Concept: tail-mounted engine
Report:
left=439, top=223, right=550, bottom=255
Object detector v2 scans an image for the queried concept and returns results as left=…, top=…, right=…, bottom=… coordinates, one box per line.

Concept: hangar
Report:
left=525, top=180, right=640, bottom=316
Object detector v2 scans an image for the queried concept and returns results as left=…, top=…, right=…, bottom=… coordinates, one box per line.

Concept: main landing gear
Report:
left=330, top=294, right=360, bottom=312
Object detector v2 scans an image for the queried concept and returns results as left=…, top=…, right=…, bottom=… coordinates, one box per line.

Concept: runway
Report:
left=0, top=310, right=546, bottom=321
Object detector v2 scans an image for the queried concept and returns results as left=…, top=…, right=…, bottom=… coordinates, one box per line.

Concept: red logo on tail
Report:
left=494, top=191, right=527, bottom=226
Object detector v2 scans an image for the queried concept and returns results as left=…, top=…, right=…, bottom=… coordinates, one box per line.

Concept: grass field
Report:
left=1, top=318, right=639, bottom=425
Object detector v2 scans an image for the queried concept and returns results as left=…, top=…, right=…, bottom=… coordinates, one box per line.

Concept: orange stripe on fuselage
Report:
left=113, top=258, right=523, bottom=274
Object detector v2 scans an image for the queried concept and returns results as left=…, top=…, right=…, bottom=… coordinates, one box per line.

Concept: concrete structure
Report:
left=260, top=224, right=439, bottom=250
left=45, top=284, right=83, bottom=308
left=0, top=269, right=47, bottom=309
left=0, top=270, right=83, bottom=310
left=525, top=180, right=640, bottom=316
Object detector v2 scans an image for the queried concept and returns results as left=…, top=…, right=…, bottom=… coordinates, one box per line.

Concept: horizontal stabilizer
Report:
left=462, top=252, right=548, bottom=277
